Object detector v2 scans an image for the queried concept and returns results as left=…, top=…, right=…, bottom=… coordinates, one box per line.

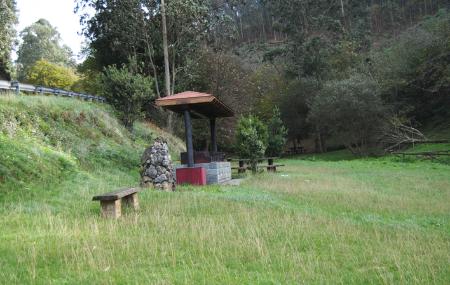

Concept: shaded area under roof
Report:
left=155, top=91, right=234, bottom=119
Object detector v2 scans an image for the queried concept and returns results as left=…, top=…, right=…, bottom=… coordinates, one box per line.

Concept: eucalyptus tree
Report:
left=16, top=19, right=75, bottom=80
left=76, top=0, right=212, bottom=96
left=0, top=0, right=17, bottom=80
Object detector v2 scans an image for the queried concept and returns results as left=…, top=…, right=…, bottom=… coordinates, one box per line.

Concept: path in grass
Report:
left=1, top=157, right=449, bottom=284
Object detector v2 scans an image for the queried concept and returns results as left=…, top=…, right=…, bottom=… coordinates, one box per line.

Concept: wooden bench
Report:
left=230, top=157, right=285, bottom=173
left=232, top=159, right=250, bottom=173
left=257, top=164, right=285, bottom=172
left=93, top=188, right=139, bottom=219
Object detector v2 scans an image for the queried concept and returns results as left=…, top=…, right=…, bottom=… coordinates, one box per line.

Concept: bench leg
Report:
left=267, top=167, right=277, bottom=173
left=100, top=200, right=121, bottom=219
left=122, top=193, right=139, bottom=210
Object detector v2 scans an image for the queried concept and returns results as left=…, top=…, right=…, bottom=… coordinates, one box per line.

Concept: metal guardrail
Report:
left=0, top=80, right=106, bottom=103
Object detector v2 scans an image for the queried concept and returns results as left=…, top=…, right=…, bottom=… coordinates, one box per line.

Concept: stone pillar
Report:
left=140, top=137, right=175, bottom=191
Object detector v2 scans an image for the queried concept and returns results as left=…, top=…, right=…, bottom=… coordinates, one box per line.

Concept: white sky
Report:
left=14, top=0, right=89, bottom=62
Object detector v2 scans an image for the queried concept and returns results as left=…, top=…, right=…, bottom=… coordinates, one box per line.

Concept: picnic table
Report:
left=229, top=157, right=285, bottom=173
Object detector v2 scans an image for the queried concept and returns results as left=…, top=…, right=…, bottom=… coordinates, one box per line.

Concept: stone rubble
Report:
left=140, top=137, right=175, bottom=191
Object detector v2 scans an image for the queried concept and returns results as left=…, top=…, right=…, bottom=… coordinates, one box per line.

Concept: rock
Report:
left=154, top=174, right=167, bottom=184
left=140, top=137, right=175, bottom=191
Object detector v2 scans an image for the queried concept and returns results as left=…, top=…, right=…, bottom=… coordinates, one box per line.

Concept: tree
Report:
left=371, top=9, right=450, bottom=122
left=27, top=60, right=78, bottom=90
left=183, top=49, right=256, bottom=150
left=278, top=79, right=316, bottom=149
left=235, top=115, right=268, bottom=172
left=266, top=107, right=288, bottom=157
left=0, top=0, right=17, bottom=80
left=161, top=0, right=171, bottom=97
left=76, top=0, right=212, bottom=132
left=16, top=19, right=75, bottom=80
left=308, top=75, right=389, bottom=156
left=99, top=60, right=155, bottom=130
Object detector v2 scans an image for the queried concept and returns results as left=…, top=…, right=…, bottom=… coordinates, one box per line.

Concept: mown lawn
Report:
left=1, top=156, right=449, bottom=284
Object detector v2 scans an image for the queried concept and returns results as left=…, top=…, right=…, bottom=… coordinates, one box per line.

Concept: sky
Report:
left=14, top=0, right=89, bottom=62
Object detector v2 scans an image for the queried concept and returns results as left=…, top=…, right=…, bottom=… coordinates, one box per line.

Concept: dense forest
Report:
left=2, top=0, right=449, bottom=155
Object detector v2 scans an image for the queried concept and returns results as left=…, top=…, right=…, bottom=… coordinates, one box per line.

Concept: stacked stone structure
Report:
left=140, top=138, right=175, bottom=191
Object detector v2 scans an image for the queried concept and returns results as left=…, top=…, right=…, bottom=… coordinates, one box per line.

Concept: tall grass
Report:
left=0, top=94, right=184, bottom=190
left=0, top=95, right=449, bottom=284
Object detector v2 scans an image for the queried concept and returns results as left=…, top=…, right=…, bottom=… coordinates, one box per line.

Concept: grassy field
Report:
left=1, top=95, right=449, bottom=284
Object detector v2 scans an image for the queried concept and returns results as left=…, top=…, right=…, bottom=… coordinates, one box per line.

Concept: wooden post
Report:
left=122, top=193, right=139, bottom=210
left=210, top=118, right=217, bottom=153
left=238, top=160, right=246, bottom=174
left=100, top=200, right=121, bottom=219
left=183, top=109, right=194, bottom=167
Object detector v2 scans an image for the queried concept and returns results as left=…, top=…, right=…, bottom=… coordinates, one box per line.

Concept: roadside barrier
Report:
left=0, top=79, right=106, bottom=103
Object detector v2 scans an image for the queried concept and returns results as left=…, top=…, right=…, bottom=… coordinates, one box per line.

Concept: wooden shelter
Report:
left=155, top=91, right=234, bottom=168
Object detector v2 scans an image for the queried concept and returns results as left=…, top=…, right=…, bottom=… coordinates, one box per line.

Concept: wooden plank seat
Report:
left=93, top=188, right=139, bottom=219
left=257, top=164, right=285, bottom=172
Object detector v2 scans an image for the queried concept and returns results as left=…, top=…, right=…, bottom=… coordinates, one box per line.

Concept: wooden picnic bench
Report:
left=257, top=157, right=285, bottom=172
left=230, top=159, right=250, bottom=174
left=230, top=157, right=284, bottom=173
left=93, top=188, right=139, bottom=218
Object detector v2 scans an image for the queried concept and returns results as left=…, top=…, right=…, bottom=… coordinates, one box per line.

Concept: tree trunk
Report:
left=161, top=0, right=171, bottom=97
left=145, top=41, right=161, bottom=98
left=161, top=0, right=173, bottom=132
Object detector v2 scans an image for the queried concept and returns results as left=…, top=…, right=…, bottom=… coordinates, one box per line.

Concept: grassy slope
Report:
left=0, top=94, right=185, bottom=201
left=1, top=95, right=449, bottom=284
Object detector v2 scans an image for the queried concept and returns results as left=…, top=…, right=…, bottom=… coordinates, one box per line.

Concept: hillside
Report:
left=0, top=94, right=185, bottom=200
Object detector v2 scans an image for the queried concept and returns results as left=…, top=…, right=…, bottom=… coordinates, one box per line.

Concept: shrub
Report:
left=308, top=74, right=388, bottom=156
left=26, top=59, right=78, bottom=89
left=266, top=107, right=288, bottom=157
left=235, top=115, right=268, bottom=172
left=100, top=61, right=154, bottom=130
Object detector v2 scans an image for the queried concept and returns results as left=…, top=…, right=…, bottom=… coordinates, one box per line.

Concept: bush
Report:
left=235, top=115, right=268, bottom=172
left=26, top=60, right=78, bottom=89
left=100, top=61, right=154, bottom=130
left=308, top=74, right=388, bottom=156
left=266, top=107, right=288, bottom=157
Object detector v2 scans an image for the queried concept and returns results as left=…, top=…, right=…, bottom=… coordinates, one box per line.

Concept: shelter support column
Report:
left=183, top=109, right=194, bottom=167
left=210, top=118, right=217, bottom=153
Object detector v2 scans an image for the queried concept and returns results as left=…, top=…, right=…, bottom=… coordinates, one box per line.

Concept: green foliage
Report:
left=76, top=0, right=211, bottom=78
left=0, top=0, right=17, bottom=80
left=183, top=49, right=256, bottom=149
left=26, top=60, right=79, bottom=89
left=236, top=115, right=268, bottom=171
left=266, top=107, right=288, bottom=157
left=100, top=61, right=155, bottom=129
left=16, top=19, right=75, bottom=80
left=308, top=75, right=388, bottom=155
left=279, top=79, right=318, bottom=141
left=249, top=65, right=288, bottom=119
left=371, top=9, right=450, bottom=121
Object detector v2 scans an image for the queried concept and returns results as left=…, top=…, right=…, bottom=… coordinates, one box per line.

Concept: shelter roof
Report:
left=155, top=91, right=234, bottom=119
